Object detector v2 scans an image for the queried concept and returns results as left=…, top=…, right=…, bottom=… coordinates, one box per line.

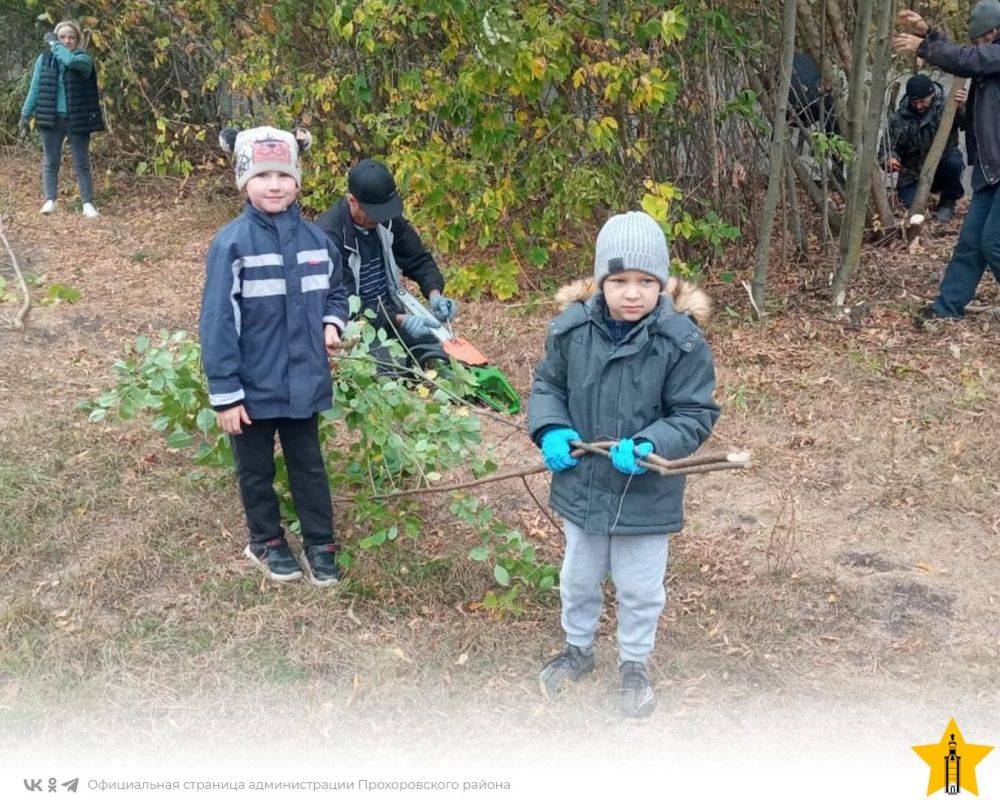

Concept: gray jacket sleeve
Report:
left=633, top=339, right=720, bottom=460
left=919, top=31, right=1000, bottom=78
left=526, top=331, right=575, bottom=444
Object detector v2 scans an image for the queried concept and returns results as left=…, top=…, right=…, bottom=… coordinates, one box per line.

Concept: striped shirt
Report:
left=355, top=225, right=391, bottom=310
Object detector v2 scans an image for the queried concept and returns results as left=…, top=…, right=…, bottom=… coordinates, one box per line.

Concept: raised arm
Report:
left=919, top=31, right=1000, bottom=78
left=49, top=40, right=94, bottom=74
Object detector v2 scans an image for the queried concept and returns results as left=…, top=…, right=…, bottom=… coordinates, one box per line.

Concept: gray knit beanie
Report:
left=594, top=211, right=670, bottom=287
left=969, top=0, right=1000, bottom=39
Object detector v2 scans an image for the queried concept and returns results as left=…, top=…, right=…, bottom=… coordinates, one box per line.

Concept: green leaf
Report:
left=166, top=430, right=194, bottom=449
left=494, top=564, right=510, bottom=586
left=41, top=283, right=81, bottom=305
left=469, top=546, right=489, bottom=561
left=195, top=407, right=215, bottom=434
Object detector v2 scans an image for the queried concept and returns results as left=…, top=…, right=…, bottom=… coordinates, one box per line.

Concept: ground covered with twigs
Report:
left=0, top=155, right=998, bottom=762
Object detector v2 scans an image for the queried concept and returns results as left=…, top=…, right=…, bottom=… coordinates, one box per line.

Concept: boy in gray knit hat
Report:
left=527, top=210, right=720, bottom=718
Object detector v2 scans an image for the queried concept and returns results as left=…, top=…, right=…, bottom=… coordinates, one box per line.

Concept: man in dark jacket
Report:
left=886, top=74, right=966, bottom=221
left=895, top=2, right=1000, bottom=321
left=315, top=159, right=459, bottom=368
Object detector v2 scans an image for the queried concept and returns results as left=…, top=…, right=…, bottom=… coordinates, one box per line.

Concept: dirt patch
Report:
left=837, top=551, right=905, bottom=573
left=878, top=579, right=956, bottom=636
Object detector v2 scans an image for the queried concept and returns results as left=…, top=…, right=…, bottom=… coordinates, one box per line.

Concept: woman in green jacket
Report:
left=19, top=20, right=104, bottom=218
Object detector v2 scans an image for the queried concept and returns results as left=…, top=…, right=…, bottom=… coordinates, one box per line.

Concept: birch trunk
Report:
left=750, top=0, right=798, bottom=315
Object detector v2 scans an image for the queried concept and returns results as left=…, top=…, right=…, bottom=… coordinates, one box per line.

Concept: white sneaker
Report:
left=40, top=200, right=56, bottom=214
left=82, top=203, right=100, bottom=219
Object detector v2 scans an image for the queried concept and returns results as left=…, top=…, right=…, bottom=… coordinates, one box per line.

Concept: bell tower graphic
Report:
left=945, top=734, right=961, bottom=794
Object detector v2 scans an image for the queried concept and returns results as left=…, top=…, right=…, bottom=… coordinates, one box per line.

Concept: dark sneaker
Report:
left=913, top=305, right=940, bottom=330
left=912, top=305, right=962, bottom=331
left=539, top=644, right=595, bottom=698
left=303, top=543, right=341, bottom=587
left=619, top=661, right=656, bottom=719
left=243, top=537, right=302, bottom=582
left=935, top=204, right=955, bottom=223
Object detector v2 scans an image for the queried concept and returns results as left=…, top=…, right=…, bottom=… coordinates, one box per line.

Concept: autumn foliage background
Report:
left=1, top=0, right=758, bottom=296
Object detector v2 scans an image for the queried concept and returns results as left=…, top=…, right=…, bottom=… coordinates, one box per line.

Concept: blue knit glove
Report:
left=610, top=438, right=654, bottom=475
left=540, top=428, right=581, bottom=472
left=399, top=314, right=441, bottom=338
left=429, top=292, right=458, bottom=322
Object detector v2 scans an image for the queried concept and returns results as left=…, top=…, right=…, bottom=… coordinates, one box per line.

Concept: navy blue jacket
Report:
left=199, top=202, right=350, bottom=419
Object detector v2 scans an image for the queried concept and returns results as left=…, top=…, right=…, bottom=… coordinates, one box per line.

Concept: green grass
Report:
left=234, top=640, right=312, bottom=685
left=0, top=459, right=61, bottom=559
left=0, top=599, right=54, bottom=680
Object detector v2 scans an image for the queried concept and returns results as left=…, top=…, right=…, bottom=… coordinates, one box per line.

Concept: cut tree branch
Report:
left=0, top=215, right=30, bottom=330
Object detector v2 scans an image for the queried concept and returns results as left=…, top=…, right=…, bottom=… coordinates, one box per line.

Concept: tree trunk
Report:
left=869, top=163, right=895, bottom=231
left=831, top=0, right=896, bottom=308
left=784, top=140, right=807, bottom=251
left=795, top=0, right=849, bottom=129
left=844, top=0, right=874, bottom=146
left=835, top=0, right=874, bottom=281
left=789, top=151, right=843, bottom=234
left=825, top=0, right=854, bottom=70
left=751, top=0, right=798, bottom=316
left=909, top=77, right=965, bottom=218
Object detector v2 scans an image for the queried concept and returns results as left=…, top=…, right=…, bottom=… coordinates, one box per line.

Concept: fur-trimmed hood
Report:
left=553, top=276, right=712, bottom=326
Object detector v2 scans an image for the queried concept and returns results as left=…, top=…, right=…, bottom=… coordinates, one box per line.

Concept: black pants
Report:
left=897, top=149, right=965, bottom=209
left=229, top=415, right=334, bottom=547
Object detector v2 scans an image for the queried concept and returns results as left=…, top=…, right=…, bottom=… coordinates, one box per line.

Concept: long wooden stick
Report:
left=570, top=440, right=749, bottom=476
left=0, top=216, right=30, bottom=330
left=363, top=446, right=751, bottom=499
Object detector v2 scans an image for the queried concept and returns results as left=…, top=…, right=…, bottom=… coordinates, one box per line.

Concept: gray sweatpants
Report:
left=559, top=519, right=670, bottom=665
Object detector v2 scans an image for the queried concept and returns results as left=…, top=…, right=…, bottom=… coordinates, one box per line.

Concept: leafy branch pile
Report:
left=81, top=310, right=557, bottom=607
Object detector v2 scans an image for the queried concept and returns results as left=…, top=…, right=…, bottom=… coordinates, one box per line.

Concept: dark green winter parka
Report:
left=527, top=293, right=720, bottom=536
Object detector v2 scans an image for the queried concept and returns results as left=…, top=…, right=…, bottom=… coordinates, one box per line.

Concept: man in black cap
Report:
left=885, top=73, right=966, bottom=222
left=315, top=158, right=458, bottom=367
left=895, top=2, right=1000, bottom=321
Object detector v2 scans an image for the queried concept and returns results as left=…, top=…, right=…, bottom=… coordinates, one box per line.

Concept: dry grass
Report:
left=1, top=157, right=999, bottom=755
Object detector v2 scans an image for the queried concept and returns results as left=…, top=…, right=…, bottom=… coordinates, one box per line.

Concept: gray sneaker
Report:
left=620, top=661, right=656, bottom=718
left=539, top=644, right=595, bottom=698
left=936, top=204, right=955, bottom=223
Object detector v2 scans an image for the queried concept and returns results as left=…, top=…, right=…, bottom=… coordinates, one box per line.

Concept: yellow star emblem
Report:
left=913, top=718, right=993, bottom=796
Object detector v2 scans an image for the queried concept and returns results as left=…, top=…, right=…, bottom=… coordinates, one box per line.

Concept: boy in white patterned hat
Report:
left=199, top=125, right=349, bottom=586
left=527, top=211, right=720, bottom=717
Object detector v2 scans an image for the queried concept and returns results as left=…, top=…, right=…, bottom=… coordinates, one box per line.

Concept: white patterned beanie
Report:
left=593, top=211, right=670, bottom=287
left=218, top=126, right=313, bottom=190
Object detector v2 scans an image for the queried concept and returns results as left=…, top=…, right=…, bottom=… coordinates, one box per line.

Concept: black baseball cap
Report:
left=347, top=158, right=403, bottom=222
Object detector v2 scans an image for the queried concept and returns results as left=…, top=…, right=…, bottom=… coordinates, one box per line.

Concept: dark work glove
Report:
left=18, top=117, right=30, bottom=139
